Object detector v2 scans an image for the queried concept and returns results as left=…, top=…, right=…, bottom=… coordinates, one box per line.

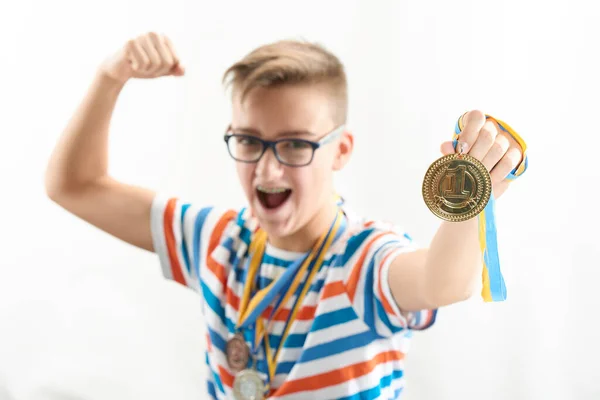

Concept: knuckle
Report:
left=466, top=109, right=486, bottom=125
left=479, top=126, right=495, bottom=142
left=490, top=141, right=505, bottom=156
left=507, top=147, right=522, bottom=165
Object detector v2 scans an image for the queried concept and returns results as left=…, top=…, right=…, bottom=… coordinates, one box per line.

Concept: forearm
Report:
left=45, top=71, right=126, bottom=196
left=422, top=218, right=482, bottom=306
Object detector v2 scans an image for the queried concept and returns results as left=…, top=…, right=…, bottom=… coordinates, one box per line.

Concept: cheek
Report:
left=236, top=164, right=255, bottom=195
left=289, top=164, right=330, bottom=197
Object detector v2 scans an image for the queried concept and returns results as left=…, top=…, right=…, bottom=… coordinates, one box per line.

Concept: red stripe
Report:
left=164, top=198, right=186, bottom=285
left=274, top=350, right=405, bottom=396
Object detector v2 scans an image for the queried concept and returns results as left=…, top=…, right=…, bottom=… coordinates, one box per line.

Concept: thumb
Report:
left=440, top=141, right=455, bottom=155
left=171, top=64, right=185, bottom=76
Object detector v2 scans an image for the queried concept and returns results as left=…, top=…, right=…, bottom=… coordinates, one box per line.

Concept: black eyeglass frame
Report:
left=223, top=124, right=345, bottom=167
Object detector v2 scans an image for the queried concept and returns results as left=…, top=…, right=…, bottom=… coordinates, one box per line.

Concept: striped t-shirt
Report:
left=151, top=196, right=437, bottom=400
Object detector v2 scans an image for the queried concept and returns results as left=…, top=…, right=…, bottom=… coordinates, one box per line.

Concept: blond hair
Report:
left=222, top=39, right=348, bottom=124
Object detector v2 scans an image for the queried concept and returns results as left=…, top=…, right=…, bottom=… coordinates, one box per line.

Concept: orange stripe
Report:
left=274, top=350, right=405, bottom=396
left=377, top=249, right=399, bottom=315
left=346, top=232, right=390, bottom=302
left=205, top=210, right=237, bottom=286
left=321, top=281, right=346, bottom=300
left=206, top=333, right=211, bottom=351
left=164, top=198, right=186, bottom=285
left=218, top=365, right=235, bottom=387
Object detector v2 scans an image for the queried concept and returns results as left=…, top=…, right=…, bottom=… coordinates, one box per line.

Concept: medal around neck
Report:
left=422, top=146, right=492, bottom=222
left=226, top=333, right=250, bottom=373
left=233, top=369, right=265, bottom=400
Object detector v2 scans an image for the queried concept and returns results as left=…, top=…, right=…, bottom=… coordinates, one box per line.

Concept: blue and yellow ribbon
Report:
left=236, top=209, right=345, bottom=389
left=453, top=113, right=528, bottom=302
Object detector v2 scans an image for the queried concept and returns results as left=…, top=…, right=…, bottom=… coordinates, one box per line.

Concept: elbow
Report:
left=44, top=167, right=67, bottom=203
left=424, top=276, right=478, bottom=308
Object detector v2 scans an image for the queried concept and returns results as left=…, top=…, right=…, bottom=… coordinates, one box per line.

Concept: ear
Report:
left=332, top=130, right=354, bottom=171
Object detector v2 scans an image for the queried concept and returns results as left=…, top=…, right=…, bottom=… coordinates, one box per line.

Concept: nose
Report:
left=255, top=146, right=284, bottom=179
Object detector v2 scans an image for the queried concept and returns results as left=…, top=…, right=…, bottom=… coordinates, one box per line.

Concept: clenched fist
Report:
left=100, top=32, right=185, bottom=84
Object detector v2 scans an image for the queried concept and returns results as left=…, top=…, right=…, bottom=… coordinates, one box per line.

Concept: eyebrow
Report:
left=232, top=126, right=317, bottom=138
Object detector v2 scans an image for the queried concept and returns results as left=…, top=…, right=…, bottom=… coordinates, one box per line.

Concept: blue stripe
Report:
left=206, top=381, right=217, bottom=399
left=341, top=229, right=375, bottom=265
left=275, top=360, right=296, bottom=375
left=298, top=331, right=378, bottom=363
left=200, top=281, right=238, bottom=335
left=375, top=294, right=400, bottom=335
left=193, top=207, right=213, bottom=283
left=483, top=196, right=506, bottom=301
left=206, top=324, right=227, bottom=355
left=239, top=225, right=252, bottom=246
left=180, top=204, right=191, bottom=274
left=363, top=255, right=376, bottom=330
left=311, top=307, right=357, bottom=331
left=267, top=332, right=307, bottom=351
left=338, top=370, right=404, bottom=400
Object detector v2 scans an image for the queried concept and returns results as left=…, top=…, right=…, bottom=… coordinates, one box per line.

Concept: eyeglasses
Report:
left=223, top=125, right=345, bottom=167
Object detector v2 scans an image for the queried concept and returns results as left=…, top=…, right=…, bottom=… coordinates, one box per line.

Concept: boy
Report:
left=45, top=32, right=526, bottom=399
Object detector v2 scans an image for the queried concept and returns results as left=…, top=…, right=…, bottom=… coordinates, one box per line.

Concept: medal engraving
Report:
left=233, top=369, right=265, bottom=400
left=422, top=153, right=492, bottom=222
left=226, top=334, right=250, bottom=373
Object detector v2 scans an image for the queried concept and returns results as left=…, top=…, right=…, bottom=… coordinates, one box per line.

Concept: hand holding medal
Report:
left=422, top=110, right=528, bottom=302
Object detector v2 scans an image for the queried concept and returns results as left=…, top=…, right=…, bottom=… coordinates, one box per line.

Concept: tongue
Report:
left=265, top=191, right=289, bottom=209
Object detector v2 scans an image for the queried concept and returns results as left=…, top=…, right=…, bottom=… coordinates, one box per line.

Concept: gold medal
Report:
left=233, top=369, right=265, bottom=400
left=226, top=333, right=250, bottom=373
left=422, top=150, right=492, bottom=222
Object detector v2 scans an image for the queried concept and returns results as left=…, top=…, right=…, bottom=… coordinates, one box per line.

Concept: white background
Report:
left=1, top=0, right=599, bottom=399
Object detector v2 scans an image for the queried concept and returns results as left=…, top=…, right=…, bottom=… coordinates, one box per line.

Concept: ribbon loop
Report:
left=453, top=113, right=528, bottom=302
left=235, top=209, right=345, bottom=390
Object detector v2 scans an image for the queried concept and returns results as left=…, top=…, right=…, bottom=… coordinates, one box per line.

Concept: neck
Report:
left=268, top=201, right=339, bottom=253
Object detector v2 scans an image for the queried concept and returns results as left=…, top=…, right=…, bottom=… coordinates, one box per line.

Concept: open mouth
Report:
left=257, top=186, right=292, bottom=210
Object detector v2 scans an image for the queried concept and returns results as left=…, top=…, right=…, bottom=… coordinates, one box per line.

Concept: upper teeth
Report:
left=258, top=186, right=288, bottom=194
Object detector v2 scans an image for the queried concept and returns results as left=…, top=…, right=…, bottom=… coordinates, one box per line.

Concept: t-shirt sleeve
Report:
left=343, top=223, right=437, bottom=337
left=150, top=195, right=235, bottom=292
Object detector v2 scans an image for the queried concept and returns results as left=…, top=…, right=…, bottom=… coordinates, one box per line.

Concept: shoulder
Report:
left=333, top=207, right=414, bottom=262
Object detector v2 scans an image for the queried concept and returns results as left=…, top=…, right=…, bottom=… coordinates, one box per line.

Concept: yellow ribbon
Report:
left=454, top=113, right=528, bottom=302
left=236, top=209, right=344, bottom=388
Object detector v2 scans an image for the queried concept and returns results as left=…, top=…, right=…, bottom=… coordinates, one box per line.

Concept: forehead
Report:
left=231, top=85, right=335, bottom=138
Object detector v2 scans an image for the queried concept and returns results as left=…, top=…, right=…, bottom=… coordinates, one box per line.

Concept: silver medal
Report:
left=233, top=369, right=265, bottom=400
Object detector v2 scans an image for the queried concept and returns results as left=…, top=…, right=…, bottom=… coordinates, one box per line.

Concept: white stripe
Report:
left=150, top=195, right=172, bottom=280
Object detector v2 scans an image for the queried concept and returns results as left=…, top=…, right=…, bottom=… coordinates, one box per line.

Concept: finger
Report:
left=149, top=33, right=174, bottom=75
left=171, top=64, right=186, bottom=76
left=480, top=134, right=509, bottom=171
left=139, top=33, right=162, bottom=72
left=163, top=36, right=185, bottom=75
left=456, top=110, right=486, bottom=152
left=490, top=146, right=522, bottom=184
left=440, top=141, right=454, bottom=155
left=469, top=119, right=499, bottom=161
left=126, top=39, right=149, bottom=71
left=492, top=180, right=510, bottom=198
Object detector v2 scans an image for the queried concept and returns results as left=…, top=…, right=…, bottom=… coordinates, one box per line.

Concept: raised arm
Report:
left=45, top=32, right=185, bottom=251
